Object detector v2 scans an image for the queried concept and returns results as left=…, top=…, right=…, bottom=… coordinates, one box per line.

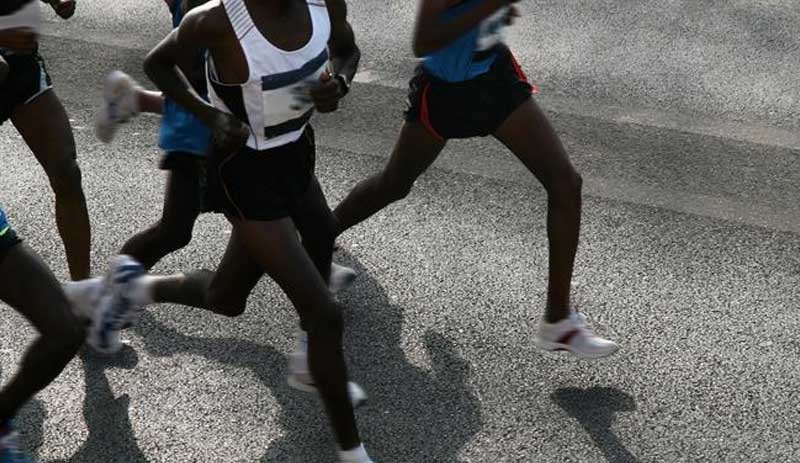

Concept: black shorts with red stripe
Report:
left=405, top=45, right=534, bottom=141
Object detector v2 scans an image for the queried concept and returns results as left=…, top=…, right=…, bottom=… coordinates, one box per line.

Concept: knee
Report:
left=47, top=157, right=83, bottom=196
left=380, top=171, right=415, bottom=203
left=206, top=285, right=247, bottom=318
left=547, top=169, right=582, bottom=206
left=156, top=221, right=194, bottom=251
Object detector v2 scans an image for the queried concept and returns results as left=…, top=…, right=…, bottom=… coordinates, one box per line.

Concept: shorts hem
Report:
left=23, top=85, right=52, bottom=105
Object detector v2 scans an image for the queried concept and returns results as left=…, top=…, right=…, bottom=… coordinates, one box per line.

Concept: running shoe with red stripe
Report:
left=535, top=311, right=618, bottom=359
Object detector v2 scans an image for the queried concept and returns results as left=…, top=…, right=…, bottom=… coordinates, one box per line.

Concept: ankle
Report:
left=544, top=305, right=571, bottom=323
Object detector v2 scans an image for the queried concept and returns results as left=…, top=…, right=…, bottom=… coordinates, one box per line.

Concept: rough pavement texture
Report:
left=1, top=2, right=798, bottom=462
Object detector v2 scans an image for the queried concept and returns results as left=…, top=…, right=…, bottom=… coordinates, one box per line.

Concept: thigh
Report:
left=493, top=98, right=576, bottom=186
left=209, top=225, right=264, bottom=301
left=161, top=158, right=203, bottom=228
left=11, top=90, right=77, bottom=174
left=292, top=176, right=336, bottom=245
left=382, top=121, right=446, bottom=186
left=232, top=217, right=332, bottom=315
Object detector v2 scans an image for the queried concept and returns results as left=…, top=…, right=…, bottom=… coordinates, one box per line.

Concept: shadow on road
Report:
left=551, top=386, right=639, bottom=463
left=17, top=399, right=45, bottom=461
left=125, top=251, right=483, bottom=462
left=7, top=346, right=148, bottom=463
left=10, top=383, right=46, bottom=462
left=9, top=250, right=483, bottom=462
left=53, top=347, right=148, bottom=463
left=263, top=251, right=484, bottom=462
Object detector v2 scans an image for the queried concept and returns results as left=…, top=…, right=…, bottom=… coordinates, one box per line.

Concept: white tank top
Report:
left=207, top=0, right=331, bottom=151
left=0, top=1, right=41, bottom=33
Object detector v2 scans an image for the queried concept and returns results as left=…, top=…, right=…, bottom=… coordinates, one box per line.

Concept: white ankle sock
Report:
left=62, top=278, right=103, bottom=317
left=134, top=275, right=156, bottom=305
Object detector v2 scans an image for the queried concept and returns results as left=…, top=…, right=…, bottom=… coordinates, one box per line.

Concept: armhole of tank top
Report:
left=206, top=52, right=250, bottom=87
left=208, top=0, right=253, bottom=86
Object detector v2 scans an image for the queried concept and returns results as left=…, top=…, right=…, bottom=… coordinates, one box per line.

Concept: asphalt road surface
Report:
left=1, top=1, right=799, bottom=462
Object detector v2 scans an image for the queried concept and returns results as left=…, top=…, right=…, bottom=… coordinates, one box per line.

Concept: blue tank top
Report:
left=422, top=0, right=510, bottom=82
left=158, top=2, right=211, bottom=156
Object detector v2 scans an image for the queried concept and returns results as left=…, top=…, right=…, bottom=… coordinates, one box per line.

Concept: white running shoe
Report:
left=88, top=293, right=126, bottom=354
left=287, top=331, right=367, bottom=407
left=62, top=277, right=103, bottom=322
left=87, top=255, right=146, bottom=354
left=339, top=444, right=374, bottom=463
left=95, top=70, right=140, bottom=143
left=535, top=311, right=619, bottom=359
left=330, top=262, right=358, bottom=294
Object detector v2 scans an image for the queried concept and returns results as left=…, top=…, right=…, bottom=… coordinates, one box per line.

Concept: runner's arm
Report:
left=413, top=0, right=515, bottom=56
left=325, top=0, right=360, bottom=84
left=144, top=3, right=247, bottom=150
left=144, top=5, right=219, bottom=125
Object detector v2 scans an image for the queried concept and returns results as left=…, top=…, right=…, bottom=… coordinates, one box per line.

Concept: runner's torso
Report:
left=422, top=0, right=509, bottom=82
left=207, top=0, right=331, bottom=151
left=0, top=0, right=41, bottom=55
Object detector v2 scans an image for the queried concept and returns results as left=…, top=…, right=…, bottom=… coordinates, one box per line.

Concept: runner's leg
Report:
left=333, top=122, right=445, bottom=235
left=12, top=90, right=91, bottom=280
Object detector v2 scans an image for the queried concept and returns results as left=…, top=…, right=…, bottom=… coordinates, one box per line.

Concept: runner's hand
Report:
left=309, top=71, right=345, bottom=113
left=208, top=111, right=249, bottom=154
left=50, top=0, right=77, bottom=19
left=0, top=28, right=38, bottom=54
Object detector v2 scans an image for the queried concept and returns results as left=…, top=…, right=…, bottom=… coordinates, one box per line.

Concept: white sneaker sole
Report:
left=535, top=337, right=619, bottom=360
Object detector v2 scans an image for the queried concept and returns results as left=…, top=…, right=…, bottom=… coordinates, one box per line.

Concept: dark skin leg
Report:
left=147, top=174, right=338, bottom=330
left=333, top=121, right=446, bottom=235
left=493, top=98, right=582, bottom=323
left=147, top=218, right=359, bottom=449
left=144, top=206, right=359, bottom=450
left=234, top=216, right=359, bottom=450
left=12, top=91, right=91, bottom=280
left=0, top=243, right=85, bottom=420
left=148, top=227, right=263, bottom=317
left=293, top=176, right=337, bottom=283
left=120, top=164, right=202, bottom=270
